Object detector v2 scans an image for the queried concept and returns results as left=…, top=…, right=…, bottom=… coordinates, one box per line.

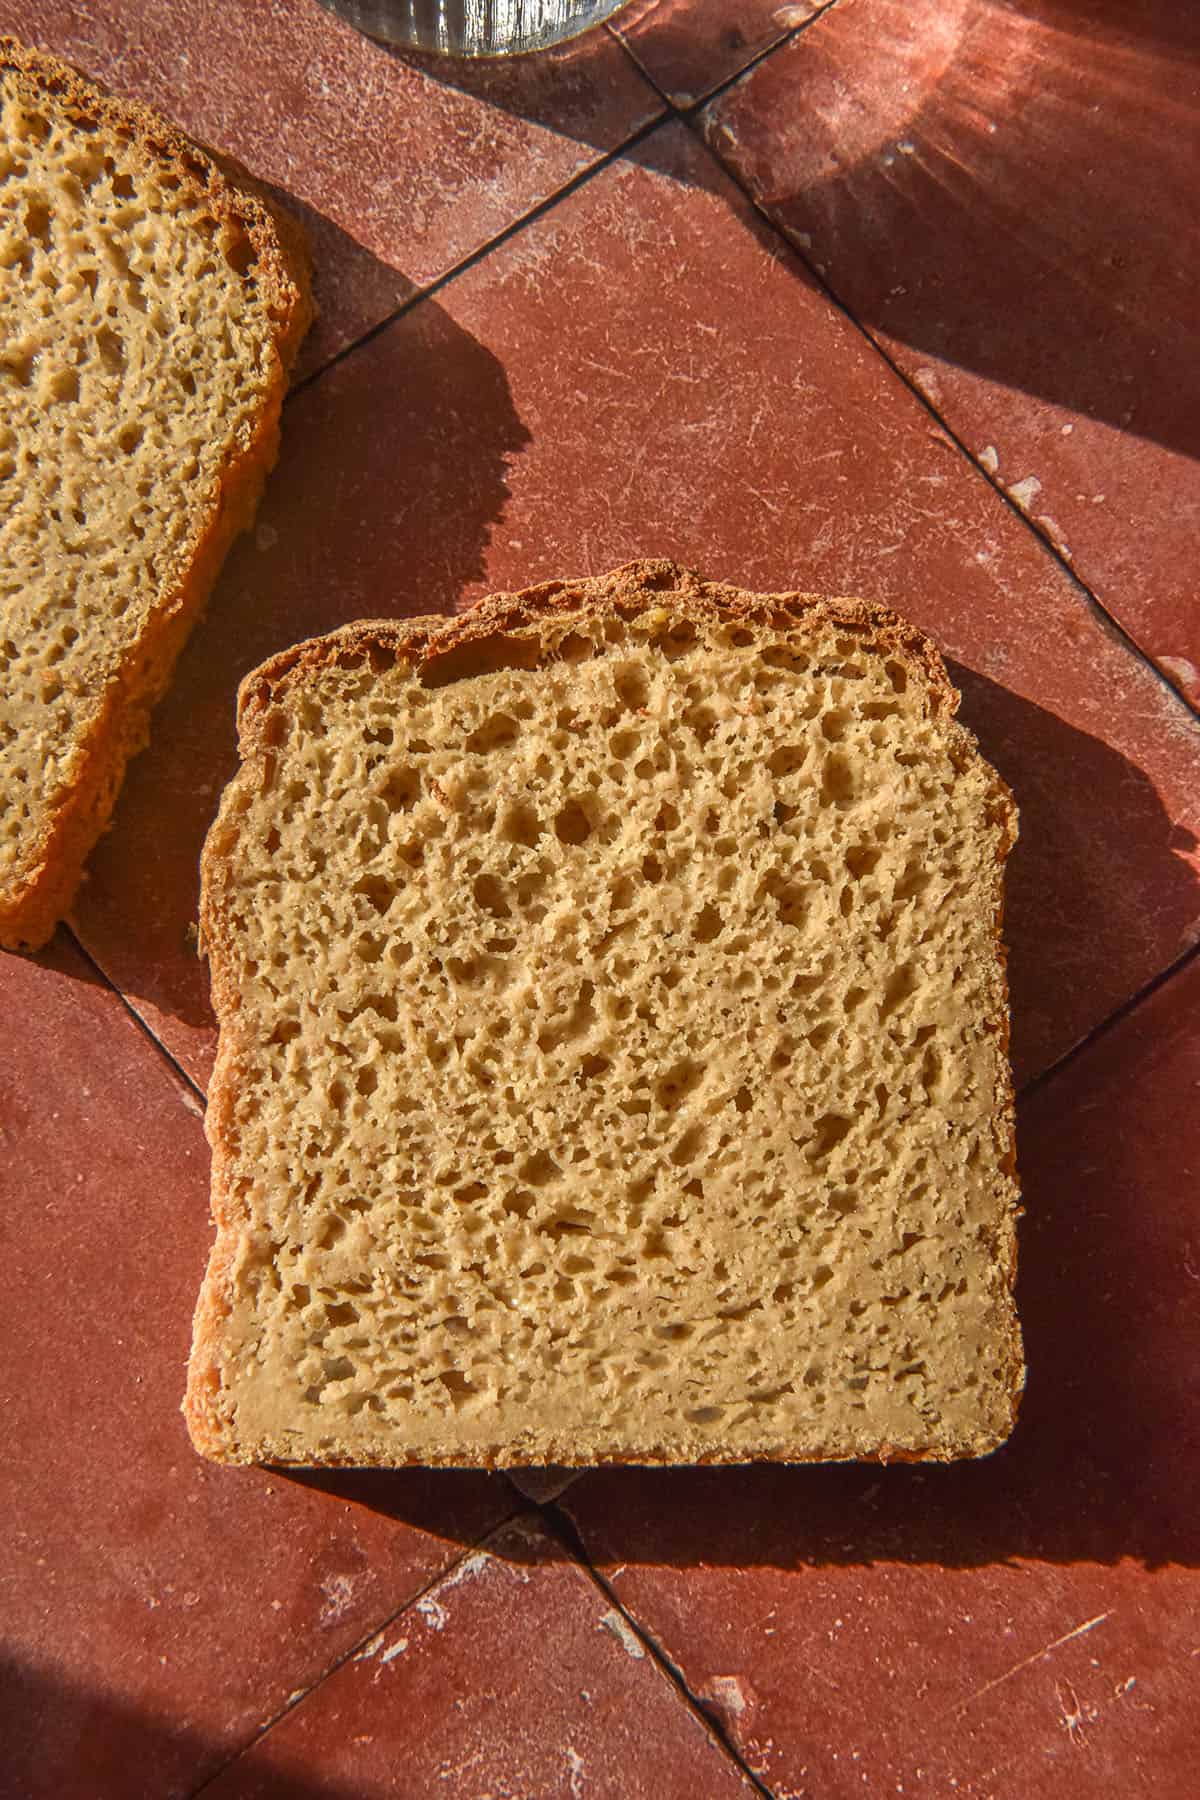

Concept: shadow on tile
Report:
left=0, top=1653, right=356, bottom=1800
left=704, top=0, right=1200, bottom=461
left=382, top=28, right=661, bottom=147
left=948, top=665, right=1199, bottom=1084
left=268, top=183, right=421, bottom=385
left=279, top=1466, right=529, bottom=1538
left=274, top=1467, right=580, bottom=1531
left=999, top=0, right=1200, bottom=55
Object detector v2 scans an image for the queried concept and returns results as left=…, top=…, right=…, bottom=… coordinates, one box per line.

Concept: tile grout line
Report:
left=282, top=16, right=1200, bottom=733
left=286, top=108, right=670, bottom=402
left=186, top=1504, right=526, bottom=1800
left=287, top=0, right=846, bottom=400
left=599, top=17, right=675, bottom=107
left=538, top=1499, right=780, bottom=1800
left=1016, top=937, right=1200, bottom=1106
left=601, top=1, right=847, bottom=118
left=672, top=116, right=1200, bottom=731
left=62, top=923, right=208, bottom=1108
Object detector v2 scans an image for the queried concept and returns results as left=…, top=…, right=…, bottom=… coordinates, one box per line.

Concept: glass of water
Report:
left=316, top=0, right=631, bottom=57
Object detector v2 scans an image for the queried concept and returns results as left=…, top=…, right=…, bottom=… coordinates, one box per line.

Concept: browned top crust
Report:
left=234, top=559, right=960, bottom=750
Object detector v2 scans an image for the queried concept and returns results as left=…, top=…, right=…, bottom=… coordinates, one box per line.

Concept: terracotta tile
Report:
left=607, top=0, right=831, bottom=109
left=702, top=0, right=1200, bottom=709
left=205, top=1517, right=757, bottom=1798
left=72, top=123, right=1200, bottom=1091
left=563, top=951, right=1200, bottom=1797
left=0, top=0, right=662, bottom=375
left=0, top=935, right=512, bottom=1800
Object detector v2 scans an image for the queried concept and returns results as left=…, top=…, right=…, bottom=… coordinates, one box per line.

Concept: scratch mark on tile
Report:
left=945, top=1611, right=1112, bottom=1717
left=565, top=1745, right=586, bottom=1797
left=745, top=485, right=783, bottom=518
left=1056, top=1677, right=1098, bottom=1746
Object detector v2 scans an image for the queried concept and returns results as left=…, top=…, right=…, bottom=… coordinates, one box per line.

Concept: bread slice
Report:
left=0, top=38, right=312, bottom=950
left=186, top=560, right=1023, bottom=1468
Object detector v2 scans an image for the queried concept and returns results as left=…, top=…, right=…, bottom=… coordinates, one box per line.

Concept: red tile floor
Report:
left=1, top=1, right=1197, bottom=1794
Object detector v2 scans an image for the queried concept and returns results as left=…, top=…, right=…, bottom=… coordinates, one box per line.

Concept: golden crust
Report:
left=0, top=36, right=313, bottom=950
left=231, top=559, right=961, bottom=749
left=189, top=561, right=1022, bottom=1468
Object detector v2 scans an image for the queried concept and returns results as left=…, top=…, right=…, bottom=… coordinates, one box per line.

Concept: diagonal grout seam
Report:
left=289, top=2, right=851, bottom=400
left=287, top=1, right=854, bottom=398
left=674, top=116, right=1200, bottom=730
left=285, top=108, right=669, bottom=402
left=539, top=1499, right=780, bottom=1800
left=186, top=1503, right=525, bottom=1800
left=602, top=0, right=847, bottom=119
left=1016, top=937, right=1200, bottom=1107
left=63, top=923, right=208, bottom=1110
left=599, top=18, right=675, bottom=110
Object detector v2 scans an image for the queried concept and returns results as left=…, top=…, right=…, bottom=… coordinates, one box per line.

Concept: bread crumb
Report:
left=599, top=1609, right=645, bottom=1660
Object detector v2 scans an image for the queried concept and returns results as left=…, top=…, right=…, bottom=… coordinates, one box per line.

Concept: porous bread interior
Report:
left=0, top=45, right=305, bottom=944
left=190, top=593, right=1021, bottom=1466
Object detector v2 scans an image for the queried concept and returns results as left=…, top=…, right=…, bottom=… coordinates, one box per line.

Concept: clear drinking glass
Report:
left=316, top=0, right=630, bottom=57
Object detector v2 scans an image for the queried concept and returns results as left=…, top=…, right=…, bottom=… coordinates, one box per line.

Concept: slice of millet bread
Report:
left=187, top=559, right=1023, bottom=1468
left=0, top=37, right=312, bottom=949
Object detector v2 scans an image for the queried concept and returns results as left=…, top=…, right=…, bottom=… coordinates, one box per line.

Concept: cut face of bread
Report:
left=0, top=39, right=311, bottom=950
left=187, top=561, right=1022, bottom=1468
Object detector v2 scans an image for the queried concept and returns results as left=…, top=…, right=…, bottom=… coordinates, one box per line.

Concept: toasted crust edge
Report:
left=188, top=559, right=1023, bottom=1467
left=0, top=35, right=314, bottom=951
